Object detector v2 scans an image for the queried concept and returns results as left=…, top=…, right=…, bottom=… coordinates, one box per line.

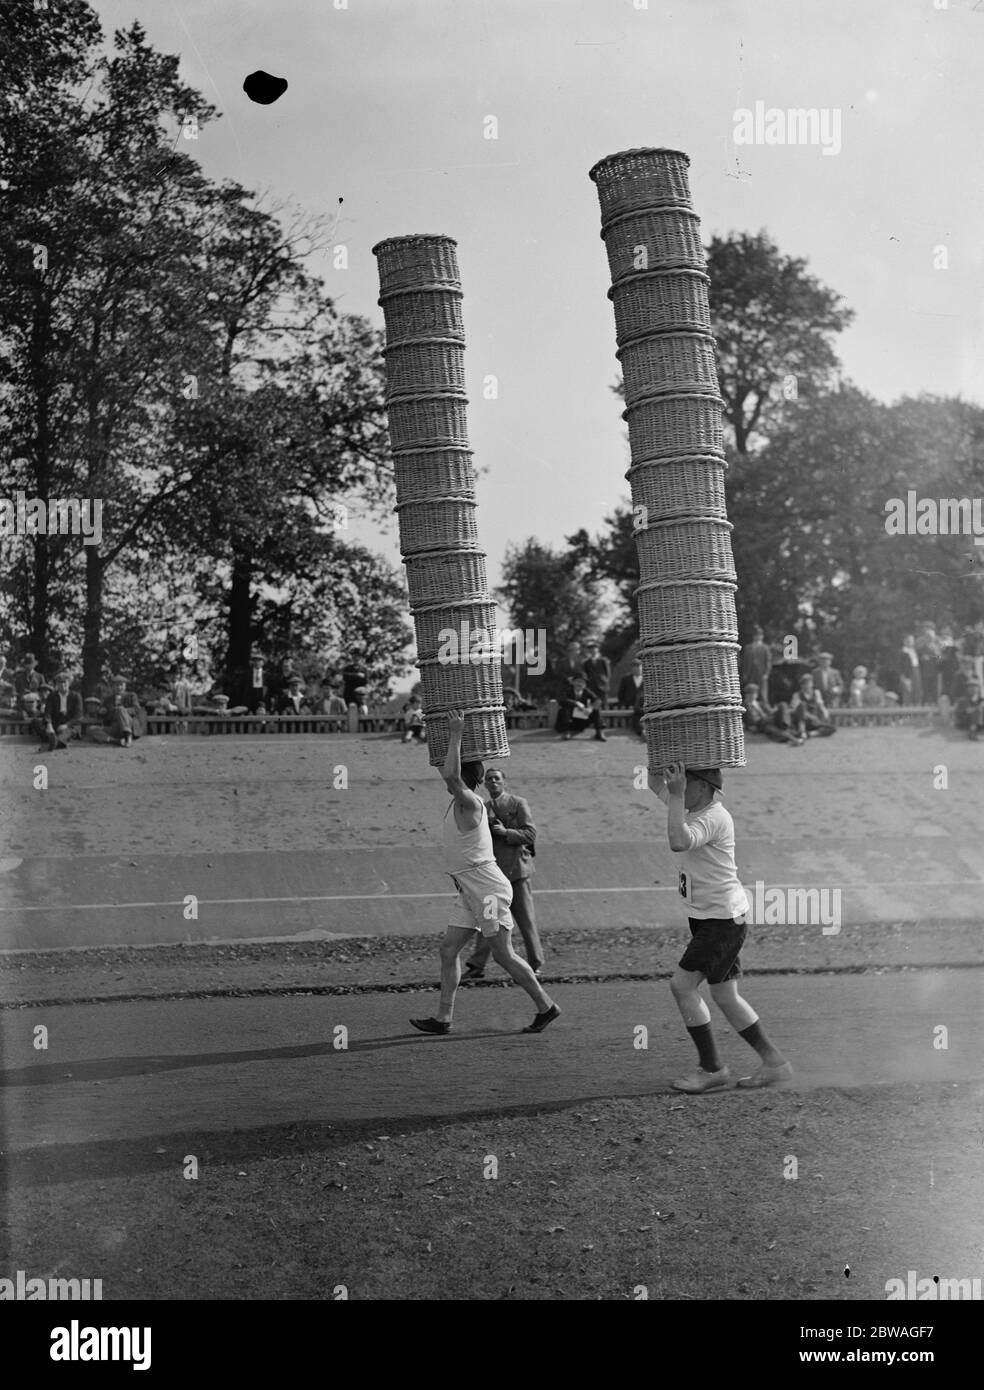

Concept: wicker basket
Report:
left=641, top=704, right=746, bottom=770
left=406, top=548, right=489, bottom=609
left=601, top=207, right=705, bottom=282
left=413, top=600, right=499, bottom=661
left=418, top=655, right=503, bottom=710
left=393, top=448, right=477, bottom=504
left=397, top=495, right=479, bottom=555
left=627, top=454, right=728, bottom=523
left=617, top=332, right=719, bottom=404
left=425, top=706, right=510, bottom=768
left=624, top=392, right=725, bottom=461
left=636, top=578, right=738, bottom=645
left=387, top=394, right=470, bottom=451
left=373, top=235, right=461, bottom=295
left=589, top=147, right=693, bottom=221
left=637, top=642, right=742, bottom=711
left=379, top=286, right=465, bottom=344
left=384, top=339, right=466, bottom=397
left=635, top=516, right=737, bottom=584
left=609, top=270, right=711, bottom=343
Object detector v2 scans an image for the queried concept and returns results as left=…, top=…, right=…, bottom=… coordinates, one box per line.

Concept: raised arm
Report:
left=441, top=710, right=482, bottom=826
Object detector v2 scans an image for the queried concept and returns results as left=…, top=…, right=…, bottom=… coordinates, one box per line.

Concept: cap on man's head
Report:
left=817, top=651, right=833, bottom=660
left=688, top=767, right=723, bottom=791
left=742, top=681, right=759, bottom=693
left=287, top=674, right=304, bottom=686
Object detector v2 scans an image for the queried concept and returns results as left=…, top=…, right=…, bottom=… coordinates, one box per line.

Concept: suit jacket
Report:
left=485, top=791, right=536, bottom=882
left=43, top=689, right=83, bottom=726
left=582, top=656, right=611, bottom=702
left=617, top=673, right=645, bottom=710
left=812, top=666, right=843, bottom=702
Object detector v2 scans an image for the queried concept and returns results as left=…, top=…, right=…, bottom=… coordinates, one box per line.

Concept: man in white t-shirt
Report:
left=652, top=762, right=792, bottom=1094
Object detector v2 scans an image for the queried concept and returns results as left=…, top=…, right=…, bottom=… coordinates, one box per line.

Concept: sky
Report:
left=91, top=0, right=984, bottom=616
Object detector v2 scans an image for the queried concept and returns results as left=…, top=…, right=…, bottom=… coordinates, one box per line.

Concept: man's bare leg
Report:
left=435, top=925, right=478, bottom=1023
left=489, top=927, right=553, bottom=1012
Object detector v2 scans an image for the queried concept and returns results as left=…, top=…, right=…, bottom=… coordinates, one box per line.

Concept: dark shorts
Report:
left=679, top=915, right=747, bottom=983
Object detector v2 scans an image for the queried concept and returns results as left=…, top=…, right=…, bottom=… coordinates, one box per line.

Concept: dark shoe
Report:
left=410, top=1017, right=451, bottom=1035
left=523, top=1004, right=561, bottom=1033
left=593, top=731, right=607, bottom=742
left=47, top=730, right=57, bottom=752
left=460, top=965, right=485, bottom=981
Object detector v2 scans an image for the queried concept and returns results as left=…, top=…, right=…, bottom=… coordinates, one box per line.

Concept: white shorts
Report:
left=447, top=865, right=514, bottom=936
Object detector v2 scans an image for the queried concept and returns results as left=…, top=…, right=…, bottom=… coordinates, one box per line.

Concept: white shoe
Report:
left=737, top=1061, right=793, bottom=1088
left=671, top=1065, right=731, bottom=1094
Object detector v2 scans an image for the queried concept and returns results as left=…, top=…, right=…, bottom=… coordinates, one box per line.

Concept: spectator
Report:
left=401, top=693, right=426, bottom=743
left=19, top=690, right=46, bottom=741
left=962, top=623, right=984, bottom=692
left=0, top=654, right=16, bottom=713
left=102, top=676, right=145, bottom=747
left=617, top=657, right=646, bottom=737
left=341, top=657, right=369, bottom=714
left=42, top=671, right=84, bottom=751
left=812, top=651, right=844, bottom=707
left=742, top=682, right=804, bottom=745
left=958, top=679, right=984, bottom=740
left=740, top=627, right=772, bottom=707
left=582, top=642, right=612, bottom=706
left=862, top=673, right=887, bottom=708
left=14, top=652, right=44, bottom=697
left=898, top=635, right=921, bottom=705
left=916, top=623, right=941, bottom=702
left=461, top=767, right=544, bottom=978
left=937, top=628, right=960, bottom=705
left=278, top=673, right=313, bottom=715
left=555, top=640, right=586, bottom=688
left=319, top=676, right=348, bottom=722
left=790, top=674, right=835, bottom=738
left=848, top=666, right=867, bottom=708
left=557, top=675, right=607, bottom=742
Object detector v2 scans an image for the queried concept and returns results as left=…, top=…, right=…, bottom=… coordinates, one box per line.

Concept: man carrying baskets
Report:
left=410, top=711, right=560, bottom=1036
left=651, top=763, right=792, bottom=1093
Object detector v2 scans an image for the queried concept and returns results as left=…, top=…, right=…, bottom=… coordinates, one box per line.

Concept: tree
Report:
left=496, top=539, right=601, bottom=698
left=707, top=230, right=854, bottom=454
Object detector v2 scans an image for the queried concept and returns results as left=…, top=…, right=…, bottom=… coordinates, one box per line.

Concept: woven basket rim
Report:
left=623, top=392, right=725, bottom=417
left=641, top=703, right=745, bottom=723
left=616, top=330, right=716, bottom=358
left=417, top=656, right=503, bottom=670
left=636, top=577, right=737, bottom=595
left=636, top=641, right=741, bottom=657
left=626, top=453, right=729, bottom=479
left=387, top=391, right=469, bottom=405
left=636, top=514, right=733, bottom=535
left=405, top=546, right=488, bottom=561
left=383, top=337, right=467, bottom=355
left=373, top=235, right=459, bottom=254
left=423, top=703, right=508, bottom=718
left=396, top=494, right=477, bottom=511
left=411, top=599, right=497, bottom=615
left=608, top=268, right=710, bottom=300
left=600, top=206, right=702, bottom=237
left=394, top=446, right=474, bottom=460
left=589, top=148, right=691, bottom=181
left=379, top=284, right=463, bottom=304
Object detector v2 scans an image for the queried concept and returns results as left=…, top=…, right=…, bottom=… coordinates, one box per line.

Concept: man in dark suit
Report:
left=617, top=656, right=646, bottom=737
left=43, top=671, right=84, bottom=750
left=582, top=642, right=611, bottom=706
left=461, top=767, right=544, bottom=978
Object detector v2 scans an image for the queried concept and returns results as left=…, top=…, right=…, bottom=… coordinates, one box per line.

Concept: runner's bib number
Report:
left=678, top=871, right=693, bottom=904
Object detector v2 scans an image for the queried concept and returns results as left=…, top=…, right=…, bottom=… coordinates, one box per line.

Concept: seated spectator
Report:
left=848, top=666, right=867, bottom=707
left=19, top=689, right=46, bottom=741
left=502, top=686, right=538, bottom=713
left=617, top=657, right=646, bottom=737
left=790, top=674, right=836, bottom=737
left=401, top=694, right=426, bottom=743
left=742, top=682, right=804, bottom=745
left=101, top=676, right=145, bottom=747
left=557, top=676, right=607, bottom=742
left=812, top=652, right=844, bottom=707
left=42, top=671, right=84, bottom=750
left=0, top=654, right=16, bottom=714
left=861, top=674, right=887, bottom=708
left=14, top=652, right=45, bottom=697
left=278, top=674, right=313, bottom=715
left=959, top=680, right=984, bottom=740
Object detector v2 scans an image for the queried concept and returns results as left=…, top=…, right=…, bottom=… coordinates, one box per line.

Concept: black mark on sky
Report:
left=243, top=71, right=288, bottom=105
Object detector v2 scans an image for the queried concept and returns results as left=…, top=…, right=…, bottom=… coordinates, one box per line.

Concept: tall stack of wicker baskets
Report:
left=372, top=234, right=509, bottom=768
left=589, top=148, right=745, bottom=770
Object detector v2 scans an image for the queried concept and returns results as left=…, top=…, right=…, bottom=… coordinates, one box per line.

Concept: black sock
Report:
left=739, top=1020, right=774, bottom=1058
left=687, top=1023, right=722, bottom=1071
